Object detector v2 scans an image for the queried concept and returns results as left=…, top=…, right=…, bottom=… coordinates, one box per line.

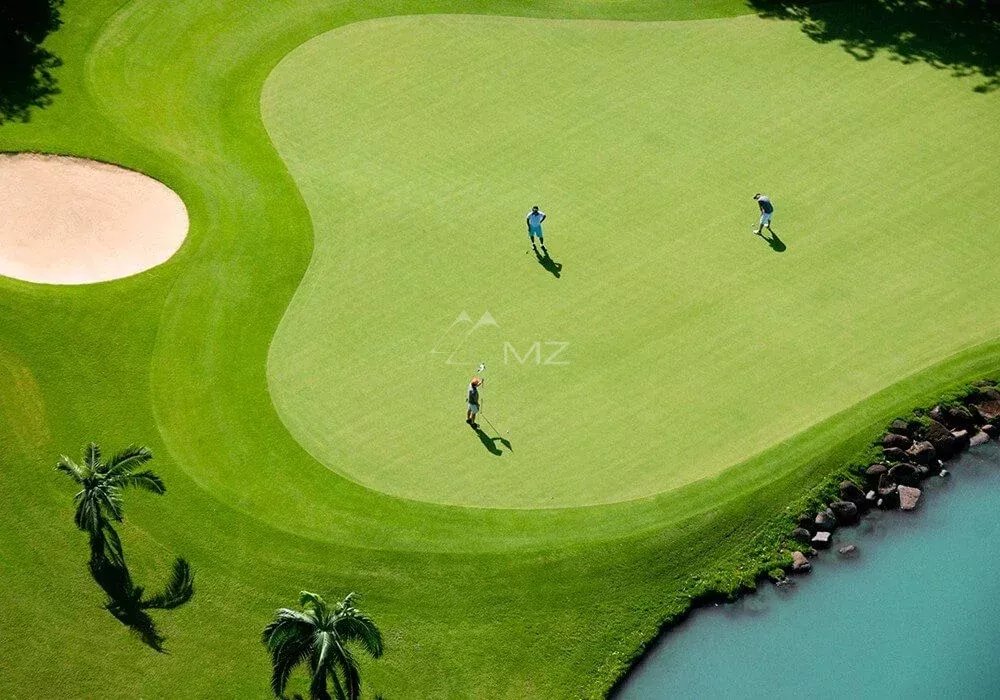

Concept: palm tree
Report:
left=55, top=442, right=164, bottom=565
left=263, top=591, right=384, bottom=700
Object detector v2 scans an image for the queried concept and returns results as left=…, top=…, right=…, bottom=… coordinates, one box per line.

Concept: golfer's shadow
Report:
left=472, top=425, right=512, bottom=456
left=755, top=229, right=786, bottom=253
left=533, top=246, right=563, bottom=278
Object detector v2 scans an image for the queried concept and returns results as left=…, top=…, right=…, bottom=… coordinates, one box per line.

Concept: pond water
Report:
left=619, top=442, right=1000, bottom=699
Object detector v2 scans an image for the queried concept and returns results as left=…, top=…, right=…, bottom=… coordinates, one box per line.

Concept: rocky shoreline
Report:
left=781, top=380, right=1000, bottom=576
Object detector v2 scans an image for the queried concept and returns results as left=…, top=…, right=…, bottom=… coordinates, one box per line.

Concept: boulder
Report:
left=811, top=531, right=831, bottom=548
left=878, top=487, right=900, bottom=510
left=951, top=429, right=971, bottom=452
left=865, top=463, right=888, bottom=484
left=882, top=432, right=912, bottom=450
left=882, top=447, right=908, bottom=463
left=898, top=485, right=922, bottom=511
left=792, top=527, right=812, bottom=543
left=905, top=440, right=937, bottom=466
left=829, top=500, right=859, bottom=526
left=791, top=551, right=811, bottom=572
left=925, top=420, right=958, bottom=460
left=983, top=424, right=999, bottom=438
left=796, top=514, right=815, bottom=532
left=839, top=480, right=867, bottom=508
left=940, top=469, right=950, bottom=478
left=837, top=544, right=858, bottom=557
left=969, top=388, right=1000, bottom=423
left=889, top=419, right=911, bottom=436
left=915, top=465, right=931, bottom=480
left=947, top=405, right=977, bottom=429
left=970, top=431, right=990, bottom=447
left=888, top=463, right=919, bottom=487
left=814, top=509, right=837, bottom=532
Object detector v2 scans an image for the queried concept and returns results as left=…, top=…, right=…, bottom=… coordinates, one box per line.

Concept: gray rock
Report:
left=882, top=432, right=913, bottom=450
left=940, top=469, right=950, bottom=478
left=890, top=419, right=911, bottom=435
left=882, top=447, right=908, bottom=463
left=791, top=551, right=811, bottom=572
left=970, top=431, right=990, bottom=447
left=925, top=420, right=958, bottom=460
left=906, top=440, right=937, bottom=465
left=839, top=480, right=867, bottom=508
left=837, top=544, right=858, bottom=557
left=888, top=462, right=919, bottom=487
left=946, top=405, right=977, bottom=430
left=865, top=463, right=888, bottom=484
left=898, top=485, right=922, bottom=511
left=815, top=509, right=837, bottom=532
left=829, top=500, right=859, bottom=526
left=811, top=531, right=831, bottom=548
left=951, top=429, right=971, bottom=452
left=983, top=424, right=999, bottom=438
left=796, top=514, right=815, bottom=532
left=792, top=528, right=812, bottom=543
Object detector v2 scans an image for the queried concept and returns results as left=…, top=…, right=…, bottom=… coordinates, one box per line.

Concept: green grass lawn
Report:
left=264, top=13, right=1000, bottom=508
left=0, top=1, right=998, bottom=698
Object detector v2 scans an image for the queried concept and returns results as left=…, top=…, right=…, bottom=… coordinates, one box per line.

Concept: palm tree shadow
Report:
left=755, top=229, right=786, bottom=253
left=533, top=247, right=563, bottom=278
left=88, top=550, right=194, bottom=652
left=472, top=425, right=506, bottom=455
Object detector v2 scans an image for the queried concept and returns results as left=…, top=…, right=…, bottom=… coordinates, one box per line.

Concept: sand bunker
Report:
left=0, top=153, right=188, bottom=284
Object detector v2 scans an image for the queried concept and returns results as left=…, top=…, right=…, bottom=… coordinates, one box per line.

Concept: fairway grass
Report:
left=264, top=14, right=1000, bottom=508
left=0, top=1, right=998, bottom=698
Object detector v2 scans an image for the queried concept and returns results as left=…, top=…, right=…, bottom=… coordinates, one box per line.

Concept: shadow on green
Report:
left=533, top=246, right=562, bottom=278
left=472, top=424, right=512, bottom=455
left=755, top=229, right=786, bottom=253
left=750, top=0, right=999, bottom=93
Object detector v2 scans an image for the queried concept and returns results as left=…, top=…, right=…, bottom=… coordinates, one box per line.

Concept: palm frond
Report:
left=74, top=493, right=102, bottom=533
left=263, top=611, right=316, bottom=653
left=106, top=444, right=153, bottom=475
left=309, top=663, right=331, bottom=700
left=268, top=634, right=312, bottom=698
left=335, top=613, right=384, bottom=659
left=299, top=591, right=328, bottom=615
left=112, top=469, right=165, bottom=495
left=334, top=644, right=362, bottom=700
left=141, top=557, right=194, bottom=610
left=95, top=483, right=126, bottom=522
left=84, top=442, right=102, bottom=470
left=55, top=456, right=84, bottom=482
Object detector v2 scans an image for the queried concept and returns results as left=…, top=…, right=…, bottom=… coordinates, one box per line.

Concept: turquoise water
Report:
left=619, top=442, right=1000, bottom=699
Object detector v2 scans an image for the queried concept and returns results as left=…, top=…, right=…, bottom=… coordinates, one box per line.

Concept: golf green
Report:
left=1, top=1, right=998, bottom=698
left=264, top=14, right=1000, bottom=508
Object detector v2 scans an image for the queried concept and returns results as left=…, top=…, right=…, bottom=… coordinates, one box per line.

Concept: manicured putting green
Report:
left=263, top=14, right=1000, bottom=508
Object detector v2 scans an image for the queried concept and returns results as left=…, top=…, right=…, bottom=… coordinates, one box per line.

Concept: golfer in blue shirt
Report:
left=526, top=206, right=547, bottom=251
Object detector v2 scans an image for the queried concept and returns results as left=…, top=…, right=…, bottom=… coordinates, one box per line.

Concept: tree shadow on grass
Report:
left=0, top=0, right=64, bottom=124
left=89, top=546, right=194, bottom=652
left=748, top=0, right=1000, bottom=93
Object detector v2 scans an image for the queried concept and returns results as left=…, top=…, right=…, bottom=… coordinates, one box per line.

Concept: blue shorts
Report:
left=529, top=225, right=543, bottom=238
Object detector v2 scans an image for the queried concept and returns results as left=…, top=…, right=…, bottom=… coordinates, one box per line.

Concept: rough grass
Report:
left=0, top=1, right=998, bottom=698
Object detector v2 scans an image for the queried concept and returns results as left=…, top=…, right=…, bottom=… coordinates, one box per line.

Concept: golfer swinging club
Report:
left=466, top=376, right=482, bottom=428
left=753, top=193, right=774, bottom=235
left=526, top=205, right=547, bottom=251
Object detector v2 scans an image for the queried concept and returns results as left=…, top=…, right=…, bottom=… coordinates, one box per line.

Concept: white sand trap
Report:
left=0, top=153, right=188, bottom=284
